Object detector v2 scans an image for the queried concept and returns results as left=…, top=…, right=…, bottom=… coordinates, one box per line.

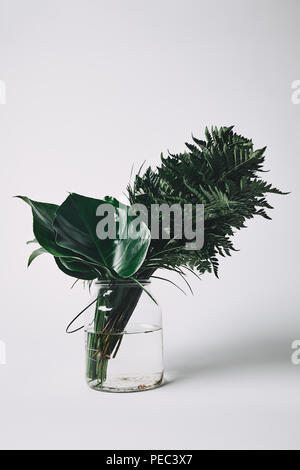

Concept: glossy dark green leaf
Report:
left=55, top=257, right=97, bottom=280
left=53, top=193, right=151, bottom=278
left=16, top=196, right=74, bottom=258
left=28, top=247, right=47, bottom=267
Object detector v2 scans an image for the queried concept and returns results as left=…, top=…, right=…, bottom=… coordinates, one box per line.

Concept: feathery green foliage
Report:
left=128, top=126, right=286, bottom=279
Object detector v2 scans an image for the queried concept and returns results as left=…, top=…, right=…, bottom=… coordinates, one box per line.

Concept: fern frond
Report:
left=128, top=126, right=286, bottom=278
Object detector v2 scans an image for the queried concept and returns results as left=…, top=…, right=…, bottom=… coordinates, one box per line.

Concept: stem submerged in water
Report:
left=86, top=282, right=145, bottom=387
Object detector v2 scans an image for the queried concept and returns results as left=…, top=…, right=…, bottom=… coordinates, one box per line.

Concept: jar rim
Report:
left=95, top=279, right=151, bottom=286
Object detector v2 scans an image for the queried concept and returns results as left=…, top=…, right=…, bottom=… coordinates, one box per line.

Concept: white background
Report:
left=0, top=0, right=299, bottom=450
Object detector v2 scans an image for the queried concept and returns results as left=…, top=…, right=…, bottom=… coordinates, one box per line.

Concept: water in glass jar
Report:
left=86, top=323, right=164, bottom=392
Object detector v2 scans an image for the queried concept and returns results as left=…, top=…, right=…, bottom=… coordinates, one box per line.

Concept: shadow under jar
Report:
left=85, top=280, right=164, bottom=392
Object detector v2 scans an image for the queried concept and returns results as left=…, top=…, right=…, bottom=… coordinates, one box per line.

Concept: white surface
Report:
left=0, top=0, right=299, bottom=450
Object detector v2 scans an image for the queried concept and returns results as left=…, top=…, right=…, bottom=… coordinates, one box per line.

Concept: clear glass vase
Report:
left=85, top=280, right=164, bottom=392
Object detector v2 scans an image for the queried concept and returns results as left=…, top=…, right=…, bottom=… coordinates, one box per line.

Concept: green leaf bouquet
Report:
left=17, top=126, right=286, bottom=389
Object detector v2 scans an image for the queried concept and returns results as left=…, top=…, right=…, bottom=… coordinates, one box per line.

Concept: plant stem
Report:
left=86, top=282, right=145, bottom=387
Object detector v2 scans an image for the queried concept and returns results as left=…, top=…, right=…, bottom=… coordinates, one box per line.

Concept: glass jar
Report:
left=85, top=280, right=164, bottom=392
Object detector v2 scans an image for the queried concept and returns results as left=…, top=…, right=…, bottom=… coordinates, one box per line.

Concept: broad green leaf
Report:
left=53, top=193, right=151, bottom=278
left=16, top=196, right=74, bottom=258
left=28, top=247, right=47, bottom=267
left=55, top=257, right=97, bottom=280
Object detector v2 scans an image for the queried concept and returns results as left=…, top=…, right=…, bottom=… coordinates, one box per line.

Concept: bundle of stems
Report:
left=86, top=282, right=144, bottom=385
